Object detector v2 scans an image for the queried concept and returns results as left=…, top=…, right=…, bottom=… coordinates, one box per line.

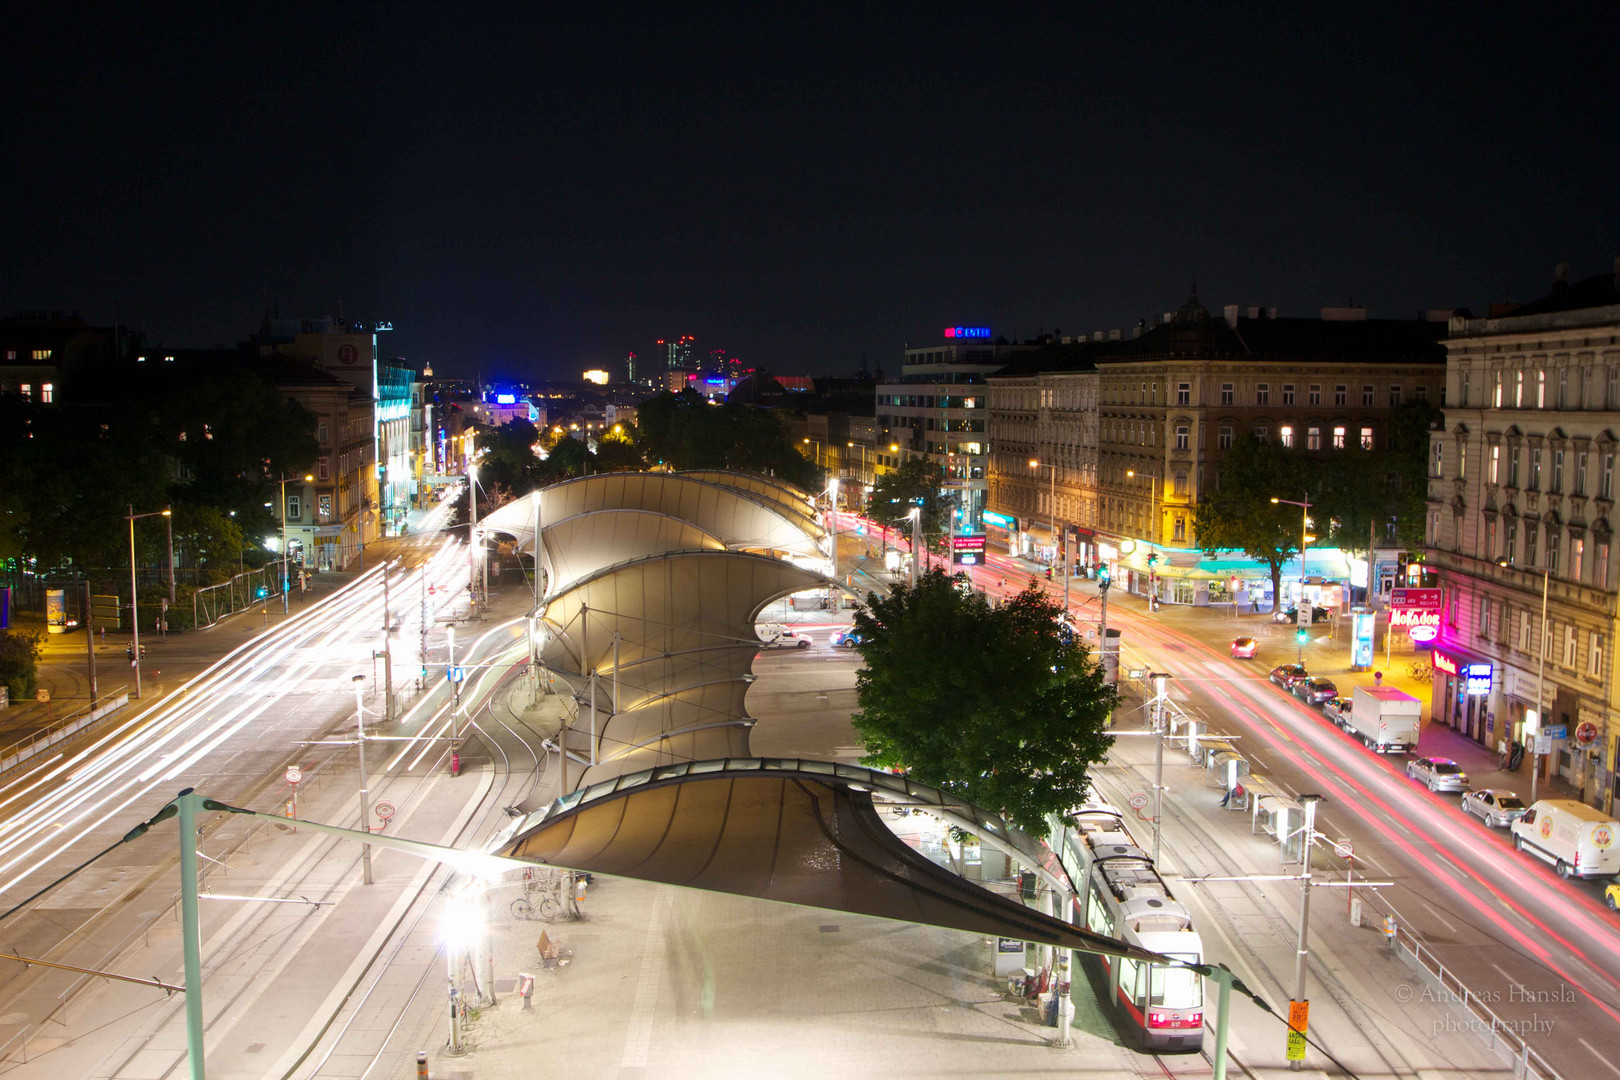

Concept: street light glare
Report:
left=1270, top=497, right=1280, bottom=504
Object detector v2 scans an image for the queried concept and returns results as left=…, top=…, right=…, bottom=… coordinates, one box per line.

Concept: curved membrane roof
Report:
left=675, top=470, right=820, bottom=533
left=533, top=509, right=728, bottom=598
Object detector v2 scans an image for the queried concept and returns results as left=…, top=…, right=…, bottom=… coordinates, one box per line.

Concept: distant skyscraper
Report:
left=669, top=335, right=694, bottom=370
left=625, top=351, right=638, bottom=383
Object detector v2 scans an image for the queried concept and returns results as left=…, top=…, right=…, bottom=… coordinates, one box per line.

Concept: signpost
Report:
left=1286, top=999, right=1309, bottom=1061
left=950, top=534, right=987, bottom=566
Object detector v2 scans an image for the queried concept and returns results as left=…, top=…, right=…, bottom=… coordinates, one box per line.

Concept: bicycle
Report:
left=509, top=867, right=575, bottom=922
left=1407, top=660, right=1433, bottom=684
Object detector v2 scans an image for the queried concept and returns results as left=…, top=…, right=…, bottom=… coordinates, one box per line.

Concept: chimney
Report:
left=1109, top=329, right=1122, bottom=341
left=1224, top=304, right=1239, bottom=328
left=1268, top=307, right=1277, bottom=319
left=1246, top=306, right=1260, bottom=319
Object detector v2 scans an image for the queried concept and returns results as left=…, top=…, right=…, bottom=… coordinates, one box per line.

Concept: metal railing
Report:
left=193, top=566, right=278, bottom=629
left=0, top=687, right=130, bottom=776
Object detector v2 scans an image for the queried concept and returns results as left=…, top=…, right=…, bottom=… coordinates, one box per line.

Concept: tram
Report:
left=1050, top=802, right=1206, bottom=1052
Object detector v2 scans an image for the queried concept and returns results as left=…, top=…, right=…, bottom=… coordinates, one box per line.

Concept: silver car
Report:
left=1461, top=789, right=1528, bottom=828
left=1407, top=756, right=1470, bottom=793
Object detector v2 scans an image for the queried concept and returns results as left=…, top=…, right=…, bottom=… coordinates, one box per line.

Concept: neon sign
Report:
left=1409, top=625, right=1438, bottom=643
left=944, top=327, right=991, bottom=339
left=1465, top=662, right=1493, bottom=695
left=1433, top=653, right=1459, bottom=676
left=1389, top=608, right=1441, bottom=631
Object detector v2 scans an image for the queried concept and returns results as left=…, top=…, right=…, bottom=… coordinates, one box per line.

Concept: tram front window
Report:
left=1149, top=960, right=1202, bottom=1009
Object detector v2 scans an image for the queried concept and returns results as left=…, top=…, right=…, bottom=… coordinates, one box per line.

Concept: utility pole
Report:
left=382, top=565, right=395, bottom=720
left=909, top=507, right=921, bottom=587
left=165, top=506, right=176, bottom=607
left=1151, top=673, right=1171, bottom=864
left=467, top=467, right=479, bottom=610
left=82, top=582, right=98, bottom=710
left=447, top=625, right=461, bottom=776
left=1289, top=793, right=1324, bottom=1070
left=353, top=675, right=373, bottom=885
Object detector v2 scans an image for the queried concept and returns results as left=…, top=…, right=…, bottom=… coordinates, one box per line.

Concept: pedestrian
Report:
left=1251, top=595, right=1260, bottom=613
left=1220, top=781, right=1245, bottom=808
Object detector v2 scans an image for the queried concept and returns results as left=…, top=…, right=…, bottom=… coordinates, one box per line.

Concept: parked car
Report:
left=761, top=628, right=813, bottom=649
left=1406, top=756, right=1470, bottom=793
left=1322, top=697, right=1353, bottom=724
left=1461, top=789, right=1528, bottom=828
left=1294, top=676, right=1339, bottom=705
left=1606, top=881, right=1620, bottom=912
left=1269, top=663, right=1309, bottom=689
left=1230, top=637, right=1258, bottom=659
left=831, top=629, right=865, bottom=648
left=1273, top=605, right=1331, bottom=624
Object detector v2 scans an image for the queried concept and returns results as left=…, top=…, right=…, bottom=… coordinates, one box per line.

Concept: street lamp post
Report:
left=827, top=477, right=839, bottom=585
left=126, top=505, right=171, bottom=699
left=1127, top=469, right=1162, bottom=606
left=1272, top=496, right=1313, bottom=662
left=1030, top=459, right=1069, bottom=616
left=1499, top=558, right=1550, bottom=801
left=352, top=674, right=373, bottom=885
left=1289, top=793, right=1324, bottom=1070
left=909, top=507, right=921, bottom=587
left=277, top=473, right=314, bottom=614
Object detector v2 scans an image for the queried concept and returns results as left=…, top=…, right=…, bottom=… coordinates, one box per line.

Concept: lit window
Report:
left=19, top=383, right=30, bottom=400
left=39, top=383, right=53, bottom=403
left=1307, top=426, right=1321, bottom=451
left=1489, top=445, right=1500, bottom=484
left=1280, top=425, right=1294, bottom=448
left=1360, top=427, right=1374, bottom=450
left=1536, top=369, right=1546, bottom=408
left=31, top=349, right=51, bottom=361
left=1589, top=632, right=1603, bottom=678
left=1492, top=372, right=1503, bottom=408
left=1332, top=426, right=1345, bottom=449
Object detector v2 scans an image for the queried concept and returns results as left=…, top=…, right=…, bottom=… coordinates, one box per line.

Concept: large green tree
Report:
left=850, top=568, right=1117, bottom=837
left=1195, top=435, right=1311, bottom=612
left=633, top=391, right=819, bottom=490
left=866, top=457, right=954, bottom=554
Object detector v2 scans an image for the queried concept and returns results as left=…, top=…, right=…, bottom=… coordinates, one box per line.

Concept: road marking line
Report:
left=1580, top=1038, right=1620, bottom=1077
left=621, top=886, right=673, bottom=1068
left=1421, top=900, right=1459, bottom=934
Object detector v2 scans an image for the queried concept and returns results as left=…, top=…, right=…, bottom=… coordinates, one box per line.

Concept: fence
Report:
left=0, top=687, right=130, bottom=776
left=192, top=566, right=279, bottom=629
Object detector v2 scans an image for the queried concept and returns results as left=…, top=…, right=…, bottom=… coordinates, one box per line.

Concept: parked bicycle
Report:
left=1407, top=660, right=1433, bottom=684
left=509, top=867, right=589, bottom=922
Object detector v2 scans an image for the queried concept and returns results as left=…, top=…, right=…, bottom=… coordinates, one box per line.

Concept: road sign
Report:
left=1575, top=720, right=1600, bottom=748
left=1286, top=999, right=1310, bottom=1061
left=1128, top=667, right=1147, bottom=679
left=375, top=801, right=396, bottom=822
left=1535, top=733, right=1554, bottom=754
left=1390, top=587, right=1442, bottom=609
left=1542, top=724, right=1567, bottom=740
left=35, top=689, right=50, bottom=703
left=1333, top=839, right=1354, bottom=859
left=1127, top=792, right=1149, bottom=810
left=285, top=766, right=302, bottom=785
left=91, top=594, right=122, bottom=629
left=446, top=666, right=466, bottom=683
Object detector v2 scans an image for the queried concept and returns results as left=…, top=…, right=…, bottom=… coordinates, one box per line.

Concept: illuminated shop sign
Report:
left=944, top=327, right=991, bottom=339
left=982, top=511, right=1016, bottom=529
left=1388, top=608, right=1441, bottom=632
left=1465, top=663, right=1493, bottom=695
left=1433, top=653, right=1459, bottom=676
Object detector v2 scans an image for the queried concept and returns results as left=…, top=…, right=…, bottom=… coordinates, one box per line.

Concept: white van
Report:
left=1509, top=800, right=1620, bottom=879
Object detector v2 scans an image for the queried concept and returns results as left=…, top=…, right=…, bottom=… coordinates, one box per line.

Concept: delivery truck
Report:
left=1510, top=800, right=1620, bottom=879
left=1342, top=686, right=1422, bottom=754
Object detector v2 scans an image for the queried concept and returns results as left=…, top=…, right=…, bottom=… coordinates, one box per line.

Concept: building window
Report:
left=1416, top=384, right=1428, bottom=401
left=1219, top=424, right=1234, bottom=449
left=1609, top=367, right=1620, bottom=409
left=1175, top=425, right=1190, bottom=450
left=1431, top=441, right=1444, bottom=478
left=1572, top=536, right=1585, bottom=581
left=1529, top=447, right=1542, bottom=490
left=1478, top=595, right=1490, bottom=636
left=1547, top=530, right=1560, bottom=572
left=1220, top=383, right=1234, bottom=405
left=1552, top=450, right=1564, bottom=493
left=1589, top=633, right=1604, bottom=678
left=1489, top=445, right=1500, bottom=484
left=1254, top=424, right=1269, bottom=442
left=318, top=458, right=330, bottom=481
left=1536, top=369, right=1546, bottom=408
left=1505, top=520, right=1518, bottom=563
left=1508, top=446, right=1521, bottom=487
left=1427, top=509, right=1441, bottom=545
left=319, top=493, right=332, bottom=519
left=1389, top=384, right=1403, bottom=407
left=1485, top=517, right=1497, bottom=559
left=1360, top=427, right=1374, bottom=450
left=1307, top=426, right=1321, bottom=451
left=30, top=349, right=51, bottom=361
left=1604, top=453, right=1615, bottom=499
left=1363, top=384, right=1375, bottom=406
left=1334, top=385, right=1347, bottom=406
left=1177, top=382, right=1190, bottom=405
left=287, top=496, right=301, bottom=520
left=318, top=421, right=329, bottom=444
left=1256, top=383, right=1270, bottom=405
left=39, top=383, right=53, bottom=403
left=1599, top=542, right=1611, bottom=589
left=1492, top=372, right=1503, bottom=408
left=1282, top=384, right=1296, bottom=405
left=1526, top=523, right=1538, bottom=565
left=1518, top=608, right=1531, bottom=652
left=1308, top=384, right=1321, bottom=405
left=1577, top=452, right=1588, bottom=494
left=1173, top=517, right=1186, bottom=541
left=1559, top=368, right=1569, bottom=408
left=1332, top=426, right=1345, bottom=449
left=1564, top=624, right=1577, bottom=668
left=1280, top=425, right=1294, bottom=448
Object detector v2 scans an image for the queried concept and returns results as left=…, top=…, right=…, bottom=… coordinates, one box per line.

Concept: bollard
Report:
left=1349, top=896, right=1362, bottom=928
left=519, top=972, right=535, bottom=1010
left=416, top=1050, right=429, bottom=1078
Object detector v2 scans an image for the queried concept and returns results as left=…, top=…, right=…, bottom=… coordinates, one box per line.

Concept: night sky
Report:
left=6, top=4, right=1617, bottom=379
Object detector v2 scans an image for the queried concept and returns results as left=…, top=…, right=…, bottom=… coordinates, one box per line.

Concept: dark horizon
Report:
left=5, top=4, right=1617, bottom=380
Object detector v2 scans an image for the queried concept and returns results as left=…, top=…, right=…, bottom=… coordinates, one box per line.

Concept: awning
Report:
left=490, top=759, right=1173, bottom=964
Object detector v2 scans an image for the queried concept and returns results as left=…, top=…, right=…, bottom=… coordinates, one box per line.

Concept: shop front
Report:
left=1431, top=647, right=1497, bottom=747
left=982, top=511, right=1018, bottom=557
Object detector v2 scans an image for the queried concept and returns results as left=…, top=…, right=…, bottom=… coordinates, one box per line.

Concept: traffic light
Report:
left=1098, top=563, right=1111, bottom=585
left=1296, top=627, right=1309, bottom=645
left=1147, top=553, right=1159, bottom=567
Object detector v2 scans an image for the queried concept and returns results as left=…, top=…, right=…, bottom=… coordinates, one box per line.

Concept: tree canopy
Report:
left=849, top=568, right=1117, bottom=837
left=633, top=391, right=820, bottom=490
left=865, top=457, right=955, bottom=553
left=1193, top=435, right=1309, bottom=611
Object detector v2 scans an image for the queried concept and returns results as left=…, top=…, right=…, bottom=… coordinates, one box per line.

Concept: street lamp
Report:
left=908, top=506, right=921, bottom=587
left=126, top=505, right=171, bottom=699
left=1128, top=469, right=1162, bottom=607
left=276, top=472, right=314, bottom=614
left=1499, top=557, right=1550, bottom=802
left=1272, top=496, right=1314, bottom=661
left=1030, top=459, right=1070, bottom=617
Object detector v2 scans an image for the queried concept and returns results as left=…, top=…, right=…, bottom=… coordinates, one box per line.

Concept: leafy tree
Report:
left=850, top=568, right=1117, bottom=838
left=478, top=419, right=547, bottom=493
left=1386, top=399, right=1443, bottom=551
left=1195, top=435, right=1310, bottom=612
left=0, top=629, right=44, bottom=702
left=866, top=458, right=954, bottom=554
left=632, top=391, right=819, bottom=490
